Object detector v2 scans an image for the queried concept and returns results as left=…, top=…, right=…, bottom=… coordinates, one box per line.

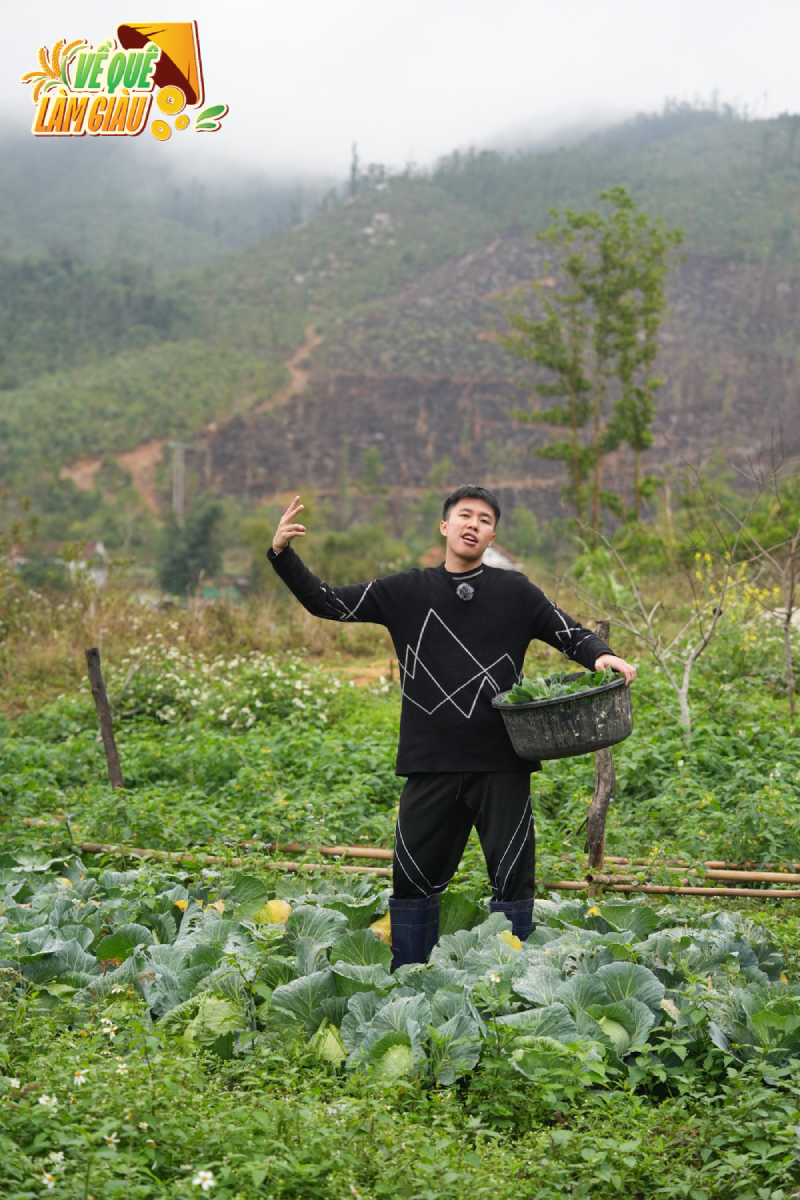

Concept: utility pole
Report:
left=169, top=441, right=188, bottom=522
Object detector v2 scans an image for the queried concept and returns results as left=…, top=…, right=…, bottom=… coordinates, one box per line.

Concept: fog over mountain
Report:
left=4, top=0, right=800, bottom=177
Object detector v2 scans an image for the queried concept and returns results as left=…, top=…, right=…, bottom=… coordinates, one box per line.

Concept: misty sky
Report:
left=4, top=0, right=799, bottom=179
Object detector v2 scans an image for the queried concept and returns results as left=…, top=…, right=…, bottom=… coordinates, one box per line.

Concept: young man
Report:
left=269, top=484, right=636, bottom=968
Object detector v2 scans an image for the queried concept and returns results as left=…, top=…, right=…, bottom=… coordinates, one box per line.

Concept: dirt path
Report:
left=254, top=325, right=321, bottom=413
left=59, top=327, right=320, bottom=512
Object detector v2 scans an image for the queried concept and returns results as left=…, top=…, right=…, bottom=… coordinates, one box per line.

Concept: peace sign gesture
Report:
left=272, top=495, right=307, bottom=554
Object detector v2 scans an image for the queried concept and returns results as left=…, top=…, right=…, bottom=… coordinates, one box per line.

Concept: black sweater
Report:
left=268, top=546, right=613, bottom=775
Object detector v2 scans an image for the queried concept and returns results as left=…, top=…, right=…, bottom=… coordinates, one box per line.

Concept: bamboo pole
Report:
left=78, top=842, right=391, bottom=877
left=253, top=842, right=393, bottom=861
left=672, top=868, right=800, bottom=884
left=545, top=880, right=800, bottom=898
left=586, top=865, right=800, bottom=885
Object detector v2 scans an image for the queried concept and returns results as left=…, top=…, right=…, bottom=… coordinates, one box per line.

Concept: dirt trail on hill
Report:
left=255, top=325, right=321, bottom=412
left=59, top=328, right=320, bottom=512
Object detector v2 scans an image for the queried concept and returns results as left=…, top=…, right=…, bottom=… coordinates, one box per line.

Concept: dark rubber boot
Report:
left=389, top=896, right=440, bottom=971
left=489, top=898, right=534, bottom=943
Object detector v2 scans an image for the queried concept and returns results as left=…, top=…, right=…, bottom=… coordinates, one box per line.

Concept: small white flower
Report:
left=105, top=1131, right=119, bottom=1147
left=489, top=973, right=500, bottom=983
left=73, top=1070, right=88, bottom=1087
left=41, top=1173, right=56, bottom=1190
left=9, top=1077, right=20, bottom=1089
left=38, top=1094, right=58, bottom=1113
left=48, top=1151, right=65, bottom=1165
left=111, top=986, right=124, bottom=995
left=115, top=1064, right=127, bottom=1076
left=139, top=1121, right=149, bottom=1129
left=192, top=1169, right=215, bottom=1190
left=677, top=759, right=684, bottom=767
left=13, top=934, right=21, bottom=945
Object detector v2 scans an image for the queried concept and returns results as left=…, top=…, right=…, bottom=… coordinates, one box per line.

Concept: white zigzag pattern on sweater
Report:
left=399, top=608, right=521, bottom=719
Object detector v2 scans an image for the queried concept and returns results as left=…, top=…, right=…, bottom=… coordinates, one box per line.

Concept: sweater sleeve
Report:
left=267, top=545, right=398, bottom=625
left=526, top=581, right=613, bottom=671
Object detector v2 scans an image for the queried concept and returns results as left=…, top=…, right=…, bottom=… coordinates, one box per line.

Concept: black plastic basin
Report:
left=491, top=671, right=633, bottom=761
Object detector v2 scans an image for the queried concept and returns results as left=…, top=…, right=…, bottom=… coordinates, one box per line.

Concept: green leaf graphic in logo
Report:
left=195, top=103, right=228, bottom=132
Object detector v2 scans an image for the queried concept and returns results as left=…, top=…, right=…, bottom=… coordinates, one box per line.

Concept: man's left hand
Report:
left=594, top=654, right=637, bottom=685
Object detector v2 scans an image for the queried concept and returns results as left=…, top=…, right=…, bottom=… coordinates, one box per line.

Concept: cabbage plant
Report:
left=0, top=849, right=796, bottom=1088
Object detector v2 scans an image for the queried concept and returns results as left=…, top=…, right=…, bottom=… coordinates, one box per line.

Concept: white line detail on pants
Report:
left=499, top=807, right=533, bottom=896
left=395, top=817, right=435, bottom=892
left=391, top=848, right=430, bottom=898
left=494, top=802, right=531, bottom=885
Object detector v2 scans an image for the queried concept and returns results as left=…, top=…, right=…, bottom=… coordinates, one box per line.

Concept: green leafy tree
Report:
left=600, top=192, right=684, bottom=520
left=502, top=258, right=592, bottom=520
left=157, top=495, right=223, bottom=596
left=503, top=188, right=683, bottom=529
left=313, top=525, right=409, bottom=586
left=359, top=447, right=387, bottom=492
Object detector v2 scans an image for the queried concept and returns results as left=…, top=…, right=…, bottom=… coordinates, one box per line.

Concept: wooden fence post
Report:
left=585, top=619, right=616, bottom=893
left=85, top=647, right=124, bottom=790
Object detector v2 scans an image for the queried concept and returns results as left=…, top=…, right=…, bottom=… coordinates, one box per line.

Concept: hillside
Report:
left=0, top=135, right=328, bottom=272
left=3, top=107, right=800, bottom=544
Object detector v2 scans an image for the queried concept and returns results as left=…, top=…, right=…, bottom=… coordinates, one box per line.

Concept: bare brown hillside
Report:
left=193, top=233, right=800, bottom=518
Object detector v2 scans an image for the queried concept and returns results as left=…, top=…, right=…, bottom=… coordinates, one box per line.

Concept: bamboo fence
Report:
left=77, top=841, right=800, bottom=897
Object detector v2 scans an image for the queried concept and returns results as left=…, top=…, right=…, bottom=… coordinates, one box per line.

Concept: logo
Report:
left=21, top=22, right=228, bottom=140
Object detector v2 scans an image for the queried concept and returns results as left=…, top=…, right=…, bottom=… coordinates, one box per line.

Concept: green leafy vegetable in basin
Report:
left=503, top=666, right=617, bottom=705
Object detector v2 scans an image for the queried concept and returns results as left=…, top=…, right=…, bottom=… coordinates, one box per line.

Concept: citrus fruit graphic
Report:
left=175, top=114, right=190, bottom=130
left=157, top=85, right=186, bottom=115
left=151, top=118, right=171, bottom=141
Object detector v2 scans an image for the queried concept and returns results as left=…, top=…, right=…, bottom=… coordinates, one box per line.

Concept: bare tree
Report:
left=568, top=488, right=763, bottom=738
left=713, top=442, right=800, bottom=718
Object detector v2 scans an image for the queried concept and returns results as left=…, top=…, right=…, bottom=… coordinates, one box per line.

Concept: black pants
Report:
left=392, top=771, right=534, bottom=903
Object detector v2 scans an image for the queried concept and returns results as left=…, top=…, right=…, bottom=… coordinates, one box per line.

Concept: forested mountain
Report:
left=2, top=105, right=799, bottom=547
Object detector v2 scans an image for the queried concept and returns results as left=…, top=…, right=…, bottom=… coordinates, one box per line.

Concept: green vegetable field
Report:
left=2, top=586, right=800, bottom=1199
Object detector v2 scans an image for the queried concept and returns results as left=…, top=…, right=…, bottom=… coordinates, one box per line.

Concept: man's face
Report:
left=440, top=499, right=496, bottom=562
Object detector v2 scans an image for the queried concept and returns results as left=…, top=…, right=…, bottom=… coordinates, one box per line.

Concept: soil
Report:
left=60, top=457, right=101, bottom=491
left=61, top=439, right=167, bottom=513
left=116, top=438, right=168, bottom=512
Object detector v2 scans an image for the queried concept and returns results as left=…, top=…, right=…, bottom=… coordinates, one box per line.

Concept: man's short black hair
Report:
left=442, top=484, right=501, bottom=526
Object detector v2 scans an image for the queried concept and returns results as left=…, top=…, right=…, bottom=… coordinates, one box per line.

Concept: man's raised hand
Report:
left=272, top=496, right=306, bottom=554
